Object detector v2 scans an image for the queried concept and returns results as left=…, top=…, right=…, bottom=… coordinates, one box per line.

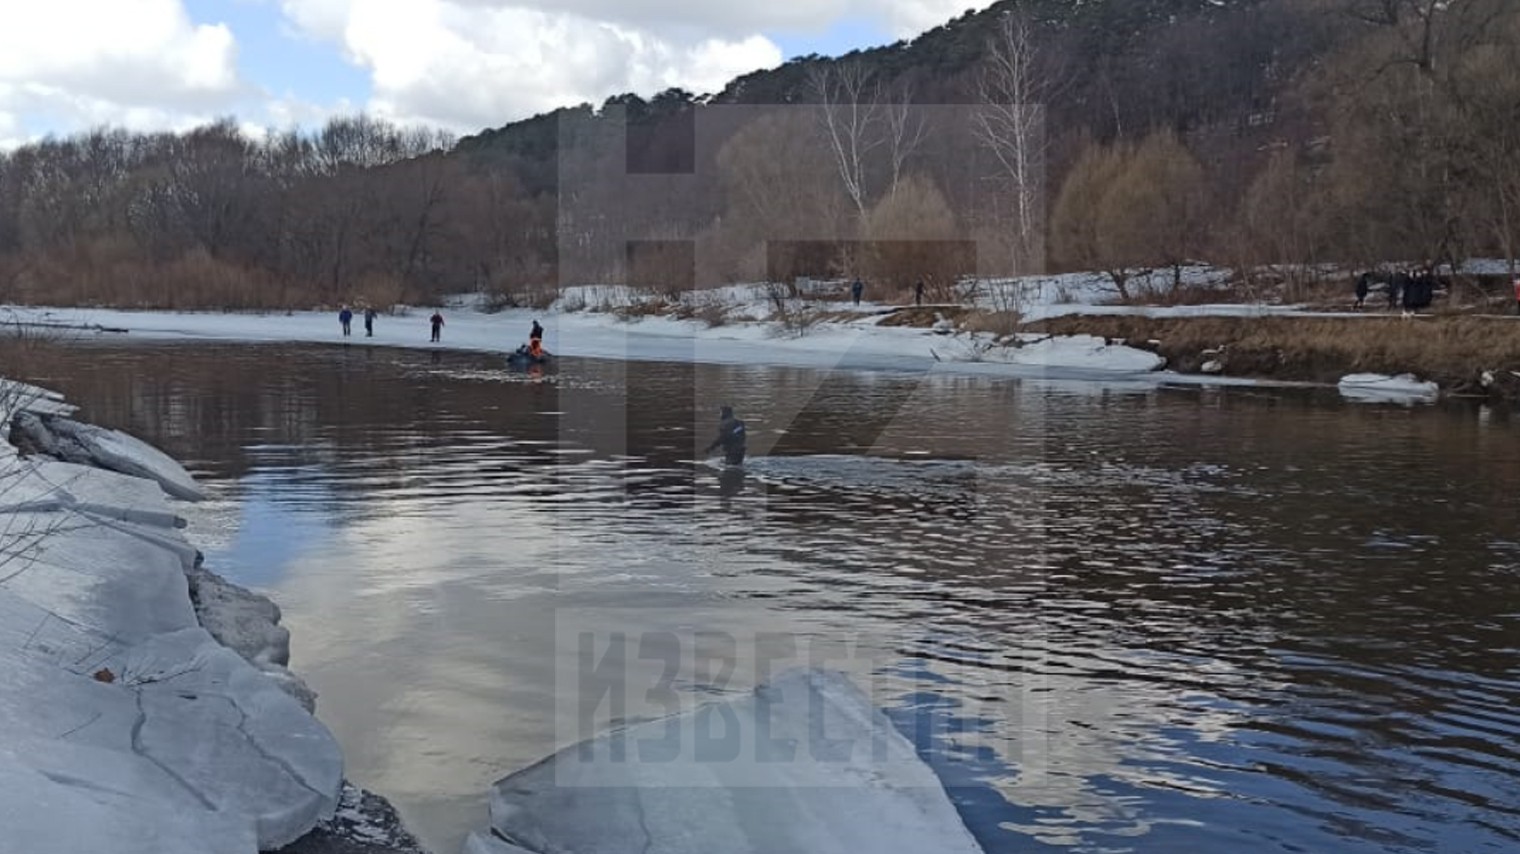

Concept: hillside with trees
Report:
left=1, top=0, right=1517, bottom=309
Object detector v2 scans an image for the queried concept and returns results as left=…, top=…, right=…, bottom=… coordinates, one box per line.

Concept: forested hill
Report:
left=2, top=0, right=1516, bottom=309
left=457, top=0, right=1323, bottom=181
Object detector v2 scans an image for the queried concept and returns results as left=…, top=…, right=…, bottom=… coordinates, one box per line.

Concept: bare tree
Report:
left=809, top=65, right=928, bottom=206
left=974, top=9, right=1054, bottom=273
left=883, top=82, right=927, bottom=200
left=808, top=63, right=883, bottom=221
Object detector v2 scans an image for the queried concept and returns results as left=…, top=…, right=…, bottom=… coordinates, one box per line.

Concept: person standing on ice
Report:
left=430, top=310, right=445, bottom=342
left=704, top=405, right=747, bottom=466
left=338, top=305, right=353, bottom=336
left=364, top=307, right=377, bottom=337
left=851, top=278, right=864, bottom=306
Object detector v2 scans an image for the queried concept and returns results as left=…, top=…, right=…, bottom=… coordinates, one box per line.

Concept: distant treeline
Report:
left=2, top=0, right=1518, bottom=309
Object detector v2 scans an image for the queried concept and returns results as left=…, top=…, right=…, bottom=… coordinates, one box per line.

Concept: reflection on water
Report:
left=28, top=342, right=1520, bottom=854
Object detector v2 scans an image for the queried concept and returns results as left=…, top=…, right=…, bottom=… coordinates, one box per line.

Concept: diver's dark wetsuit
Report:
left=706, top=410, right=747, bottom=465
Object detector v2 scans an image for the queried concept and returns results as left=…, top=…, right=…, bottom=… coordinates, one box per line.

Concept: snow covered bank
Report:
left=465, top=668, right=984, bottom=854
left=1, top=383, right=344, bottom=851
left=2, top=301, right=1178, bottom=388
left=1337, top=373, right=1440, bottom=404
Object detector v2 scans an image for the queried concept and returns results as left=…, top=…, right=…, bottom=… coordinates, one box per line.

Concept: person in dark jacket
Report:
left=338, top=306, right=353, bottom=336
left=429, top=311, right=444, bottom=342
left=915, top=279, right=926, bottom=306
left=1354, top=272, right=1370, bottom=309
left=1403, top=268, right=1434, bottom=311
left=364, top=307, right=377, bottom=336
left=704, top=405, right=747, bottom=466
left=530, top=319, right=544, bottom=343
left=851, top=278, right=864, bottom=306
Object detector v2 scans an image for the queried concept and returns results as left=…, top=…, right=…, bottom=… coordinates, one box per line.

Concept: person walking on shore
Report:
left=338, top=305, right=353, bottom=337
left=364, top=307, right=377, bottom=337
left=430, top=311, right=444, bottom=342
left=915, top=279, right=926, bottom=307
left=851, top=278, right=864, bottom=306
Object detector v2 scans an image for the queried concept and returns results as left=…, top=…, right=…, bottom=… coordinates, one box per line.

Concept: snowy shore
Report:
left=0, top=295, right=1195, bottom=385
left=0, top=379, right=422, bottom=854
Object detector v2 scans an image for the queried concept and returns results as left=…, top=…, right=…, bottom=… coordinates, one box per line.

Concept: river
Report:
left=28, top=341, right=1520, bottom=854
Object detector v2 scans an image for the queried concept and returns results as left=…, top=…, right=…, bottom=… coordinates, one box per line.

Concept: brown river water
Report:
left=25, top=341, right=1520, bottom=854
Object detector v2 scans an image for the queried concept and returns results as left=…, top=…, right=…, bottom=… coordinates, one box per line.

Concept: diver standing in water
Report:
left=704, top=405, right=747, bottom=466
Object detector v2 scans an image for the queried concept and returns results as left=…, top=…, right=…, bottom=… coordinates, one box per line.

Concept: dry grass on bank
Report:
left=1028, top=314, right=1520, bottom=391
left=875, top=305, right=974, bottom=328
left=0, top=244, right=437, bottom=311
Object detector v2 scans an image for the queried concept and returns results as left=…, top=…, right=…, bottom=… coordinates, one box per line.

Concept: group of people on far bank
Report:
left=335, top=307, right=554, bottom=355
left=337, top=305, right=381, bottom=337
left=1353, top=267, right=1440, bottom=311
left=336, top=305, right=447, bottom=341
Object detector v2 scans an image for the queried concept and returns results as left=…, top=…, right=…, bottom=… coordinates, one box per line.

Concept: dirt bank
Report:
left=1025, top=314, right=1520, bottom=398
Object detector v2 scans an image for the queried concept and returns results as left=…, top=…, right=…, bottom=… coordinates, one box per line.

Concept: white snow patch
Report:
left=481, top=668, right=983, bottom=854
left=963, top=265, right=1234, bottom=310
left=1003, top=334, right=1164, bottom=372
left=0, top=394, right=343, bottom=852
left=1337, top=372, right=1439, bottom=404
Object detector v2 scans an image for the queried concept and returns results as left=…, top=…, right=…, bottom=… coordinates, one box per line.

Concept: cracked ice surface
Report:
left=0, top=392, right=342, bottom=852
left=484, top=669, right=985, bottom=854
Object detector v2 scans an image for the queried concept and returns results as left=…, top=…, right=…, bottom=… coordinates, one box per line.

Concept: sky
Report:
left=0, top=0, right=992, bottom=149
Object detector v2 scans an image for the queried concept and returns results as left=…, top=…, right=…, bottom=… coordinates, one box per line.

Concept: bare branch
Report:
left=973, top=10, right=1053, bottom=272
left=808, top=63, right=885, bottom=220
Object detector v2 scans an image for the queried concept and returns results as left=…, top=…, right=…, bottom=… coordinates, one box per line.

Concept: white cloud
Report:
left=274, top=0, right=990, bottom=134
left=0, top=0, right=244, bottom=145
left=275, top=0, right=786, bottom=132
left=439, top=0, right=984, bottom=41
left=871, top=0, right=991, bottom=40
left=0, top=0, right=992, bottom=146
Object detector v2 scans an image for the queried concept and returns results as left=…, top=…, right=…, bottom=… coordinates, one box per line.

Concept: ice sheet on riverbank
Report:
left=0, top=302, right=1182, bottom=386
left=1337, top=372, right=1439, bottom=404
left=0, top=405, right=342, bottom=850
left=11, top=409, right=207, bottom=500
left=0, top=378, right=77, bottom=421
left=999, top=334, right=1165, bottom=371
left=482, top=668, right=984, bottom=854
